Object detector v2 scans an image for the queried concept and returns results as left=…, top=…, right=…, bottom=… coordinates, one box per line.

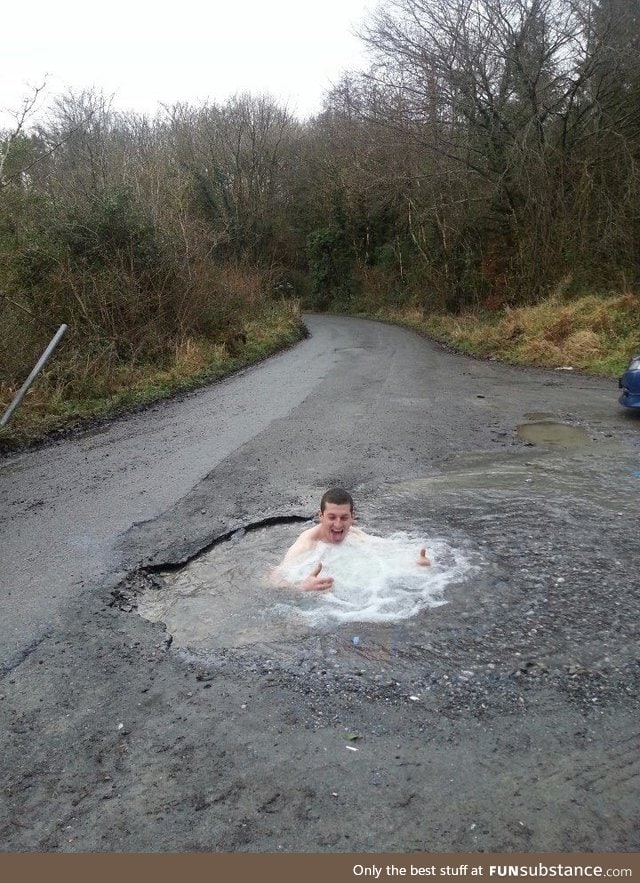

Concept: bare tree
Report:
left=347, top=0, right=640, bottom=301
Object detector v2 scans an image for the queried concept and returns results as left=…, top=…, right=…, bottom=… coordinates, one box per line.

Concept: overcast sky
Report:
left=2, top=0, right=378, bottom=128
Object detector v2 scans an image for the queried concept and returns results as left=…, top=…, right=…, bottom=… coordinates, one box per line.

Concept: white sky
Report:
left=1, top=0, right=378, bottom=128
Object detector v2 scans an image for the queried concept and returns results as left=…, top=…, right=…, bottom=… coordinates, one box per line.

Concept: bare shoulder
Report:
left=281, top=525, right=320, bottom=563
left=350, top=526, right=371, bottom=539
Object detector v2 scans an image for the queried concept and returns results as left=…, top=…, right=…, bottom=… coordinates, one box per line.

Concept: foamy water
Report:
left=136, top=523, right=474, bottom=649
left=274, top=530, right=471, bottom=626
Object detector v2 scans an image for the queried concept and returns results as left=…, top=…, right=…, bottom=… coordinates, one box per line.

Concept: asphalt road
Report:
left=1, top=315, right=638, bottom=851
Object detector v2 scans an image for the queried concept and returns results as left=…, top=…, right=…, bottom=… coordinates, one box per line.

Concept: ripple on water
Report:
left=136, top=523, right=474, bottom=650
left=278, top=531, right=470, bottom=626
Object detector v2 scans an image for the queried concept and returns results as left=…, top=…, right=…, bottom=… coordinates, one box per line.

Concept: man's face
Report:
left=318, top=502, right=354, bottom=544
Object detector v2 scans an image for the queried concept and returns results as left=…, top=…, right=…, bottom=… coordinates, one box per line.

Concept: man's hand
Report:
left=301, top=562, right=334, bottom=592
left=417, top=548, right=431, bottom=567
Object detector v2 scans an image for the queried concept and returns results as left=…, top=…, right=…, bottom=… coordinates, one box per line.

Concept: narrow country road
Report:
left=1, top=315, right=638, bottom=851
left=1, top=317, right=342, bottom=666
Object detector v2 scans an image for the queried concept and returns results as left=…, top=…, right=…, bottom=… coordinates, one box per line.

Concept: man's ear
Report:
left=316, top=509, right=322, bottom=520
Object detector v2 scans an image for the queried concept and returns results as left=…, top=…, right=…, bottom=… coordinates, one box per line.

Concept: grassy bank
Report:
left=375, top=292, right=639, bottom=377
left=3, top=290, right=637, bottom=454
left=0, top=300, right=304, bottom=453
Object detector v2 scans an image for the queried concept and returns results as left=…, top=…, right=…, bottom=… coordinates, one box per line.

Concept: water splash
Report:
left=275, top=530, right=472, bottom=626
left=136, top=522, right=473, bottom=649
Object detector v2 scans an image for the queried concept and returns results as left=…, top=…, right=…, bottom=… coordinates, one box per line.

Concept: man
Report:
left=276, top=487, right=431, bottom=592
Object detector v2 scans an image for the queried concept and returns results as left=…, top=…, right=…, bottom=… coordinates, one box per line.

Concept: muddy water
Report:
left=136, top=522, right=474, bottom=650
left=137, top=524, right=308, bottom=649
left=385, top=444, right=637, bottom=516
left=517, top=421, right=592, bottom=447
left=135, top=415, right=637, bottom=657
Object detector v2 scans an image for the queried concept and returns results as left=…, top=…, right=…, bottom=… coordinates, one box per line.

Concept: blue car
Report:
left=619, top=353, right=640, bottom=409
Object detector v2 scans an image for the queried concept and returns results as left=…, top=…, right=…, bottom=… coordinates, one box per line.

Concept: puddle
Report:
left=382, top=444, right=639, bottom=516
left=136, top=522, right=472, bottom=650
left=133, top=440, right=634, bottom=655
left=516, top=421, right=592, bottom=448
left=389, top=466, right=530, bottom=493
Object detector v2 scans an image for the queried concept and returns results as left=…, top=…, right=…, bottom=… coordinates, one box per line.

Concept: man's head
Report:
left=320, top=487, right=354, bottom=513
left=318, top=487, right=355, bottom=544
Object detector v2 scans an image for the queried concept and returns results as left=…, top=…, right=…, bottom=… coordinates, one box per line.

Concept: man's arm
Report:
left=270, top=559, right=334, bottom=592
left=280, top=529, right=315, bottom=565
left=299, top=562, right=333, bottom=592
left=270, top=527, right=334, bottom=591
left=347, top=526, right=429, bottom=565
left=417, top=548, right=431, bottom=566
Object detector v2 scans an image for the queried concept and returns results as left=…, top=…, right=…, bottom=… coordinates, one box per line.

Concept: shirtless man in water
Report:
left=277, top=487, right=431, bottom=591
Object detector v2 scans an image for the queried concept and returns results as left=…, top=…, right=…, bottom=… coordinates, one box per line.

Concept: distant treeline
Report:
left=1, top=0, right=638, bottom=389
left=0, top=92, right=300, bottom=389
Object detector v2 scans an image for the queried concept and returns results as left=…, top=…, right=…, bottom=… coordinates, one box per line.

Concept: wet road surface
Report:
left=1, top=315, right=638, bottom=851
left=0, top=321, right=338, bottom=666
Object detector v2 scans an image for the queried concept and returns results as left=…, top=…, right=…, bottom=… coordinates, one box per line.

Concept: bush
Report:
left=306, top=227, right=359, bottom=309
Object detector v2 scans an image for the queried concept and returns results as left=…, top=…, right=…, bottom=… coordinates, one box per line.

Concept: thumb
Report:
left=419, top=548, right=426, bottom=558
left=312, top=562, right=323, bottom=576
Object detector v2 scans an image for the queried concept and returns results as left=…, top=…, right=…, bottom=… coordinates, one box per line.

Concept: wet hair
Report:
left=320, top=487, right=354, bottom=512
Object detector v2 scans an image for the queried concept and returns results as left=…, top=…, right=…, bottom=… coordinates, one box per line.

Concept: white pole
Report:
left=1, top=324, right=68, bottom=428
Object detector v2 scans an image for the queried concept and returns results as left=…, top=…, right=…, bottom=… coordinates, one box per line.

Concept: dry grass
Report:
left=378, top=292, right=639, bottom=376
left=0, top=299, right=303, bottom=451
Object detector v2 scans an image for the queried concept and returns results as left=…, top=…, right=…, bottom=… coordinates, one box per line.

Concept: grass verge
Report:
left=373, top=292, right=639, bottom=377
left=0, top=300, right=305, bottom=454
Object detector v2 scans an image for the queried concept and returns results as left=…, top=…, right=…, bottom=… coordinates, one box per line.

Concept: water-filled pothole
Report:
left=136, top=522, right=472, bottom=650
left=517, top=421, right=592, bottom=448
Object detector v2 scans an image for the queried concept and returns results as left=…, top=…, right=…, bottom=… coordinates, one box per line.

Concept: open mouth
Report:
left=330, top=529, right=345, bottom=541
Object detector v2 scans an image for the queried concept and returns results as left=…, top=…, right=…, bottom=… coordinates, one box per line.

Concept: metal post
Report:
left=1, top=324, right=68, bottom=428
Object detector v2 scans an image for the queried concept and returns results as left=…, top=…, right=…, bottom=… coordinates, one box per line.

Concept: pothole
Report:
left=516, top=421, right=592, bottom=448
left=134, top=521, right=474, bottom=651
